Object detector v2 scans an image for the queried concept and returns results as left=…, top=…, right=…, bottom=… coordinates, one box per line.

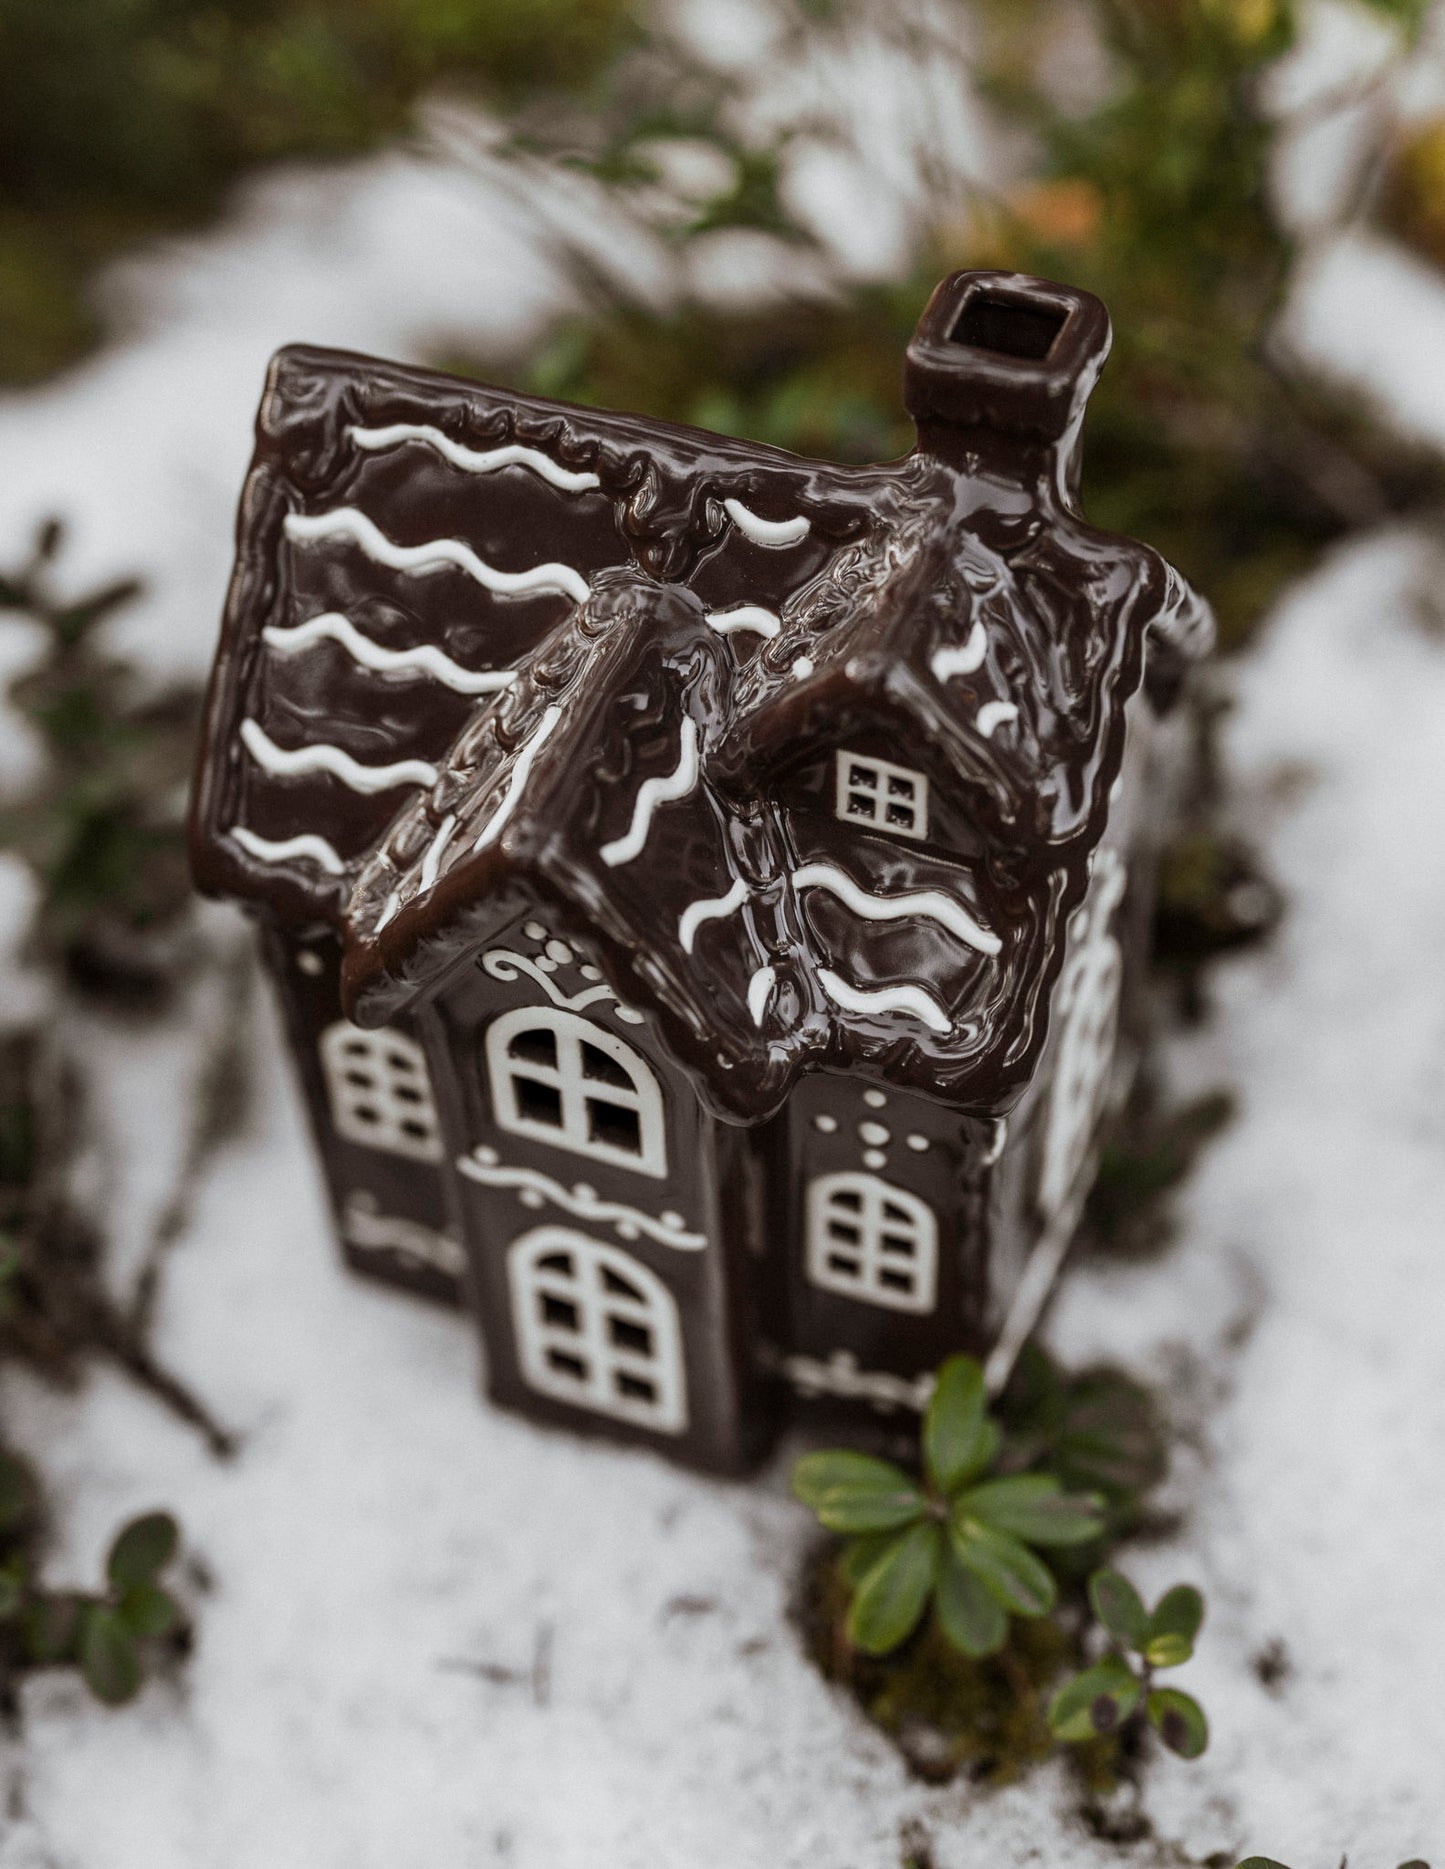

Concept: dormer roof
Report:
left=190, top=270, right=1212, bottom=1124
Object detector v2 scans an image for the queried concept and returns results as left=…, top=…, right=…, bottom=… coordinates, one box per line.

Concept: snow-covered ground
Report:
left=4, top=19, right=1445, bottom=1864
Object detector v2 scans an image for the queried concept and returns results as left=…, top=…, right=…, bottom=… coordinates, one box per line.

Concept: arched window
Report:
left=508, top=1228, right=687, bottom=1434
left=805, top=1172, right=938, bottom=1313
left=319, top=1021, right=442, bottom=1162
left=485, top=1008, right=666, bottom=1178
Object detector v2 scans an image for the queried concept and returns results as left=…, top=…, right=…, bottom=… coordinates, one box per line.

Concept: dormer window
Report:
left=835, top=752, right=929, bottom=841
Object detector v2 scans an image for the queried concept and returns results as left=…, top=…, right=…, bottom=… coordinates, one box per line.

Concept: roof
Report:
left=191, top=269, right=1212, bottom=1124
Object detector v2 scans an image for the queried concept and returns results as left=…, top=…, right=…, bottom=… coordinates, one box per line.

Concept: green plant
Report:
left=793, top=1355, right=1105, bottom=1658
left=0, top=518, right=199, bottom=1003
left=1049, top=1567, right=1208, bottom=1760
left=0, top=1463, right=185, bottom=1709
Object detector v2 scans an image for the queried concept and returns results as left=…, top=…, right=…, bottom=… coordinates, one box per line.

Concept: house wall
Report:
left=414, top=909, right=781, bottom=1474
left=257, top=920, right=465, bottom=1305
left=764, top=1069, right=994, bottom=1428
left=983, top=685, right=1186, bottom=1358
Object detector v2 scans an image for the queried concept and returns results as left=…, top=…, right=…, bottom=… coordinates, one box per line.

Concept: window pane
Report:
left=516, top=1078, right=564, bottom=1128
left=589, top=1098, right=642, bottom=1156
left=509, top=1028, right=558, bottom=1070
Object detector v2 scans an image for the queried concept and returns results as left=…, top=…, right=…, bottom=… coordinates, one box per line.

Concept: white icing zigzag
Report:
left=722, top=498, right=810, bottom=548
left=350, top=423, right=601, bottom=492
left=230, top=825, right=345, bottom=874
left=418, top=814, right=458, bottom=892
left=240, top=719, right=437, bottom=795
left=678, top=879, right=749, bottom=954
left=703, top=604, right=781, bottom=640
left=600, top=717, right=700, bottom=868
left=263, top=612, right=516, bottom=696
left=747, top=965, right=777, bottom=1025
left=976, top=700, right=1018, bottom=737
left=792, top=860, right=1001, bottom=957
left=473, top=704, right=565, bottom=851
left=930, top=621, right=987, bottom=682
left=284, top=507, right=589, bottom=604
left=456, top=1152, right=705, bottom=1250
left=770, top=1347, right=933, bottom=1413
left=817, top=967, right=951, bottom=1034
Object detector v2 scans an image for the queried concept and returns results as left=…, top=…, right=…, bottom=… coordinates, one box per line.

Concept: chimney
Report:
left=903, top=270, right=1111, bottom=499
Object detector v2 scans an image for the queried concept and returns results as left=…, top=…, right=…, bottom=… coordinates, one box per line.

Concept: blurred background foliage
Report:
left=0, top=0, right=638, bottom=382
left=6, top=0, right=1445, bottom=649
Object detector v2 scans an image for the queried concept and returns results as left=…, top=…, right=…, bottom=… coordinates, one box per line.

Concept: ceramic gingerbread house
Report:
left=190, top=269, right=1211, bottom=1472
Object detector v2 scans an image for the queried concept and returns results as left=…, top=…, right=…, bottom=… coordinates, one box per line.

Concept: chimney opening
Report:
left=949, top=295, right=1067, bottom=362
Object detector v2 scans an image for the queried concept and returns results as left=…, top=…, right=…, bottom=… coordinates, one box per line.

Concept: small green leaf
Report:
left=793, top=1451, right=927, bottom=1532
left=117, top=1581, right=179, bottom=1638
left=950, top=1514, right=1057, bottom=1618
left=1144, top=1584, right=1204, bottom=1666
left=923, top=1355, right=994, bottom=1493
left=79, top=1605, right=143, bottom=1706
left=21, top=1592, right=79, bottom=1663
left=1147, top=1686, right=1209, bottom=1759
left=837, top=1531, right=896, bottom=1589
left=1048, top=1654, right=1141, bottom=1741
left=106, top=1512, right=178, bottom=1589
left=846, top=1520, right=941, bottom=1655
left=934, top=1546, right=1008, bottom=1657
left=1089, top=1568, right=1149, bottom=1650
left=957, top=1473, right=1105, bottom=1546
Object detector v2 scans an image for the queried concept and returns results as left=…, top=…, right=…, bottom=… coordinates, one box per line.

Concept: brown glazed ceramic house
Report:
left=190, top=269, right=1212, bottom=1473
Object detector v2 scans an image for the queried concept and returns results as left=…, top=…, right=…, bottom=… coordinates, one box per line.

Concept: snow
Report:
left=5, top=31, right=1445, bottom=1868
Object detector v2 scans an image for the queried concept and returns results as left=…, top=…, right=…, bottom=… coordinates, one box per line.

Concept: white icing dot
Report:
left=579, top=963, right=602, bottom=980
left=661, top=1211, right=685, bottom=1228
left=863, top=1089, right=887, bottom=1108
left=477, top=1146, right=500, bottom=1166
left=296, top=950, right=324, bottom=976
left=814, top=1114, right=838, bottom=1133
left=617, top=1222, right=639, bottom=1240
left=520, top=1189, right=544, bottom=1208
left=906, top=1133, right=930, bottom=1152
left=524, top=921, right=547, bottom=940
left=573, top=1184, right=596, bottom=1201
left=535, top=956, right=558, bottom=973
left=617, top=1007, right=645, bottom=1024
left=545, top=939, right=573, bottom=964
left=863, top=1149, right=887, bottom=1170
left=859, top=1121, right=890, bottom=1146
left=792, top=655, right=814, bottom=678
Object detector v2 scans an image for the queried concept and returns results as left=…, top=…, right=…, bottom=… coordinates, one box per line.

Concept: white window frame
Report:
left=805, top=1172, right=938, bottom=1314
left=508, top=1227, right=687, bottom=1434
left=319, top=1021, right=443, bottom=1163
left=485, top=1007, right=666, bottom=1178
left=834, top=751, right=929, bottom=841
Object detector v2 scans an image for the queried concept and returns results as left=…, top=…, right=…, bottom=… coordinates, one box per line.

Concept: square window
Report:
left=541, top=1294, right=580, bottom=1330
left=615, top=1371, right=658, bottom=1403
left=834, top=752, right=928, bottom=842
left=546, top=1348, right=588, bottom=1381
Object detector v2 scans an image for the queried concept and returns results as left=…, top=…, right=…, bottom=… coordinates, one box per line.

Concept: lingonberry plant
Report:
left=793, top=1355, right=1106, bottom=1658
left=1048, top=1567, right=1209, bottom=1759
